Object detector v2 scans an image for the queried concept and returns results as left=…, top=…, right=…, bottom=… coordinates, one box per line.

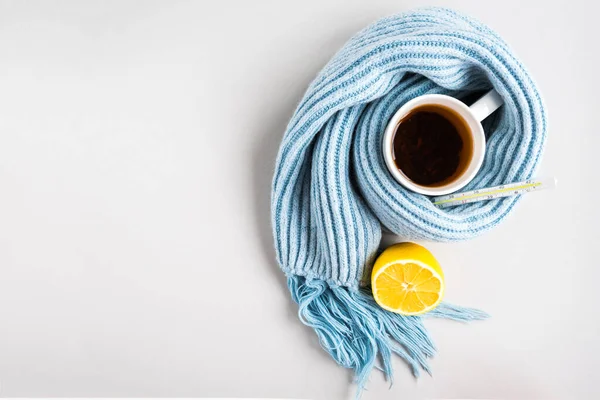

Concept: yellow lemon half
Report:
left=371, top=242, right=444, bottom=316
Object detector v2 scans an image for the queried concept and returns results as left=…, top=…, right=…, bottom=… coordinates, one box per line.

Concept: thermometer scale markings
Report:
left=432, top=178, right=555, bottom=208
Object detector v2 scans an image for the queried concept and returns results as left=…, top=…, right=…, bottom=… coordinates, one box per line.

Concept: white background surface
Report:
left=0, top=0, right=596, bottom=398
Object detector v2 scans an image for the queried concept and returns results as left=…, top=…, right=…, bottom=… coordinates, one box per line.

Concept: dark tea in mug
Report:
left=391, top=104, right=474, bottom=187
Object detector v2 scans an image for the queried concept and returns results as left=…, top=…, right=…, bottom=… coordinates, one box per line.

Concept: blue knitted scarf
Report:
left=271, top=7, right=546, bottom=391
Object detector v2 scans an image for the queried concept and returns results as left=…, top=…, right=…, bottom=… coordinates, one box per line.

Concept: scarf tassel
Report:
left=287, top=275, right=488, bottom=394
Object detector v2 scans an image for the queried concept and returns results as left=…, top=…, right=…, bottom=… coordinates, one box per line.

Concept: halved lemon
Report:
left=371, top=242, right=444, bottom=316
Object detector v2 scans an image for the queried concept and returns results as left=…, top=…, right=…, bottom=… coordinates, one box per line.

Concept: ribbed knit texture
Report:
left=271, top=7, right=546, bottom=393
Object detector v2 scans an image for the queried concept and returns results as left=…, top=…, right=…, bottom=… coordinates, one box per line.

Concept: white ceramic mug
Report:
left=382, top=89, right=503, bottom=196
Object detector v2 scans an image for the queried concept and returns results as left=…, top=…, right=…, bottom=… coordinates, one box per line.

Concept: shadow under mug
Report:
left=382, top=89, right=503, bottom=196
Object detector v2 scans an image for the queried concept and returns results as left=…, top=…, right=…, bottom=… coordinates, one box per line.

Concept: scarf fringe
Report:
left=287, top=275, right=488, bottom=394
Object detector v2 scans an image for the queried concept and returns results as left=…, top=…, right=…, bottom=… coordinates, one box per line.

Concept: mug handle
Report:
left=469, top=89, right=503, bottom=122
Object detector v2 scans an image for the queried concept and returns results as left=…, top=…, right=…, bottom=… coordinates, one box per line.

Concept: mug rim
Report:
left=382, top=94, right=486, bottom=196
